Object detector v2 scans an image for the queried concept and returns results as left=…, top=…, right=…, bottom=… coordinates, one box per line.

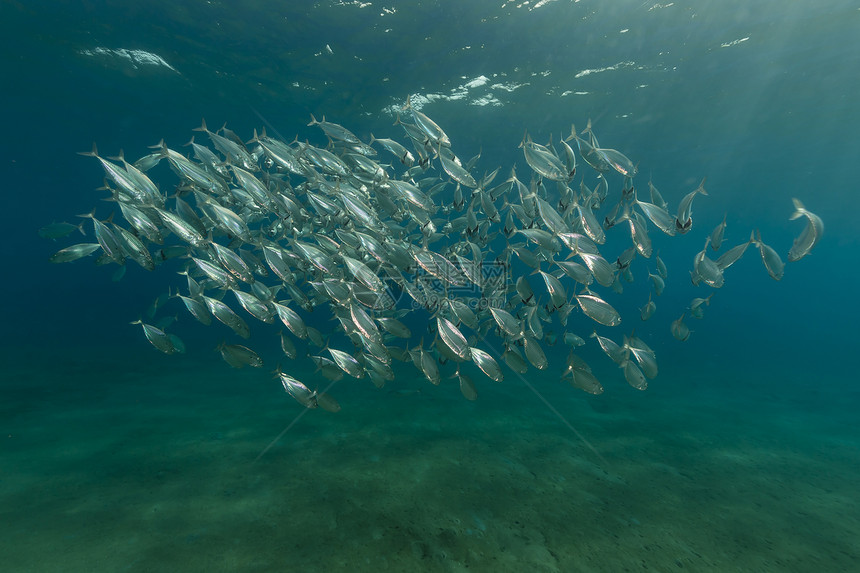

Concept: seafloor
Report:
left=2, top=346, right=857, bottom=572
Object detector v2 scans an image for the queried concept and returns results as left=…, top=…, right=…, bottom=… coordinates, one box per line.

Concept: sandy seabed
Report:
left=2, top=347, right=858, bottom=572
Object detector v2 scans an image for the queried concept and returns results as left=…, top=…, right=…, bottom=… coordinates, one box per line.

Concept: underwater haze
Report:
left=2, top=1, right=859, bottom=571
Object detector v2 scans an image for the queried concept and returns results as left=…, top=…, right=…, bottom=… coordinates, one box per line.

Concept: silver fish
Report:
left=693, top=239, right=724, bottom=288
left=202, top=295, right=250, bottom=339
left=577, top=292, right=621, bottom=327
left=538, top=270, right=567, bottom=309
left=370, top=133, right=415, bottom=166
left=470, top=347, right=503, bottom=382
left=176, top=294, right=212, bottom=325
left=635, top=199, right=676, bottom=237
left=328, top=347, right=364, bottom=379
left=455, top=368, right=478, bottom=401
left=308, top=114, right=361, bottom=144
left=594, top=147, right=637, bottom=178
left=53, top=107, right=807, bottom=412
left=675, top=178, right=708, bottom=234
left=50, top=243, right=101, bottom=263
left=403, top=96, right=451, bottom=147
left=39, top=221, right=85, bottom=240
left=709, top=214, right=727, bottom=251
left=439, top=147, right=478, bottom=188
left=489, top=307, right=522, bottom=339
left=623, top=360, right=647, bottom=391
left=437, top=317, right=471, bottom=360
left=503, top=347, right=529, bottom=374
left=278, top=370, right=318, bottom=409
left=523, top=335, right=548, bottom=370
left=131, top=320, right=175, bottom=354
left=689, top=293, right=714, bottom=319
left=273, top=302, right=308, bottom=339
left=568, top=365, right=603, bottom=395
left=754, top=230, right=784, bottom=281
left=788, top=198, right=823, bottom=262
left=218, top=343, right=263, bottom=368
left=640, top=294, right=656, bottom=321
left=671, top=313, right=690, bottom=342
left=590, top=331, right=626, bottom=364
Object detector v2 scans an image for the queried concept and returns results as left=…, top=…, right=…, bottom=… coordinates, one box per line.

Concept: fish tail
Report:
left=789, top=197, right=806, bottom=220
left=581, top=119, right=593, bottom=136
left=518, top=129, right=529, bottom=149
left=77, top=142, right=99, bottom=157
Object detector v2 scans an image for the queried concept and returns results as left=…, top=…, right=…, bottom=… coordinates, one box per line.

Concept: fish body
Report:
left=219, top=343, right=263, bottom=368
left=437, top=317, right=471, bottom=360
left=403, top=96, right=451, bottom=147
left=577, top=292, right=621, bottom=327
left=50, top=243, right=101, bottom=263
left=675, top=179, right=708, bottom=234
left=131, top=320, right=175, bottom=354
left=328, top=348, right=365, bottom=379
left=788, top=198, right=823, bottom=262
left=640, top=294, right=656, bottom=321
left=308, top=114, right=361, bottom=144
left=470, top=347, right=503, bottom=382
left=710, top=214, right=727, bottom=250
left=671, top=313, right=690, bottom=341
left=753, top=231, right=784, bottom=281
left=39, top=221, right=85, bottom=240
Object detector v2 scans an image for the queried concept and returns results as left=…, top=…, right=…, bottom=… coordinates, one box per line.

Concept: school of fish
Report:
left=48, top=98, right=823, bottom=411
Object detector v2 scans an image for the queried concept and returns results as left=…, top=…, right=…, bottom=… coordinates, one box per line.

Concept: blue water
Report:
left=3, top=1, right=859, bottom=571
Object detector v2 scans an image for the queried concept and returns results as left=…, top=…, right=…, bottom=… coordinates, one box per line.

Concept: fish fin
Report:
left=193, top=118, right=208, bottom=133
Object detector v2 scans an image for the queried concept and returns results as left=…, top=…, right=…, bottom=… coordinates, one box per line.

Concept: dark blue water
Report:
left=3, top=1, right=859, bottom=571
